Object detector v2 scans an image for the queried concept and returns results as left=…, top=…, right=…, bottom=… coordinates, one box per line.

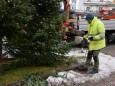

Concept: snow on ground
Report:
left=2, top=50, right=13, bottom=58
left=46, top=49, right=115, bottom=86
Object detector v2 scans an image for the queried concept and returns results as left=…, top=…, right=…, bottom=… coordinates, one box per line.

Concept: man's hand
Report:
left=88, top=36, right=94, bottom=41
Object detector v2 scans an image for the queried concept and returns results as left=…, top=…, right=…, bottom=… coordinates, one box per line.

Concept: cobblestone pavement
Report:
left=77, top=43, right=115, bottom=86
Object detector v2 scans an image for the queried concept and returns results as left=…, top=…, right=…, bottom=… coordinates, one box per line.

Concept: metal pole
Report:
left=77, top=15, right=79, bottom=30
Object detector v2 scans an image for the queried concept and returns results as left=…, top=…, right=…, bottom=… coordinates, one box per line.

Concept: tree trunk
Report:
left=0, top=35, right=2, bottom=61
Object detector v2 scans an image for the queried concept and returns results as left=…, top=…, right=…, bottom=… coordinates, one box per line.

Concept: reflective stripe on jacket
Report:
left=84, top=17, right=106, bottom=51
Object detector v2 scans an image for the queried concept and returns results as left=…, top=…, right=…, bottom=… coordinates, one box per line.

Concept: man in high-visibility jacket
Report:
left=79, top=13, right=106, bottom=74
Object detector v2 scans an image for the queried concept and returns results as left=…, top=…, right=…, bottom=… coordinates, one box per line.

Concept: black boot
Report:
left=89, top=68, right=98, bottom=74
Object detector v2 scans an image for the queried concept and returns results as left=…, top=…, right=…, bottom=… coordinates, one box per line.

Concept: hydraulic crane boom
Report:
left=63, top=0, right=70, bottom=21
left=99, top=8, right=115, bottom=19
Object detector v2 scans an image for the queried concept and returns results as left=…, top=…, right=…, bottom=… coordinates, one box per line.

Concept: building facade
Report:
left=70, top=0, right=115, bottom=13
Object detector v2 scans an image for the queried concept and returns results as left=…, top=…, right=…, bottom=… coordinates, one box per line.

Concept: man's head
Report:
left=85, top=13, right=94, bottom=24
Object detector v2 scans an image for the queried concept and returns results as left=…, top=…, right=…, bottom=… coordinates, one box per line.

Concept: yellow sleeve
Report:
left=83, top=33, right=88, bottom=39
left=93, top=22, right=105, bottom=41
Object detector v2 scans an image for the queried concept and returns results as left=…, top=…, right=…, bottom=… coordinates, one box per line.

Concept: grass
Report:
left=0, top=64, right=67, bottom=86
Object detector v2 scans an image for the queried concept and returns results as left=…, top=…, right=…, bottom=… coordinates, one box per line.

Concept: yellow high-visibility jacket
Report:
left=84, top=17, right=106, bottom=51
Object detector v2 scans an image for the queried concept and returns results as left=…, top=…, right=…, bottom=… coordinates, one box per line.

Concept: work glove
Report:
left=81, top=38, right=88, bottom=47
left=88, top=36, right=94, bottom=41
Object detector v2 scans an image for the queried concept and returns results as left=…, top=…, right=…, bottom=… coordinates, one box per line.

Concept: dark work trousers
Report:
left=85, top=50, right=100, bottom=70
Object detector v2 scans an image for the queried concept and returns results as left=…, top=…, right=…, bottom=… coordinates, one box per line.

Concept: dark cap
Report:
left=85, top=13, right=94, bottom=20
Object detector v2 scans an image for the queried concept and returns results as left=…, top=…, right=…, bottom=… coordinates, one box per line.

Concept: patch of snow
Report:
left=58, top=71, right=76, bottom=79
left=65, top=48, right=87, bottom=57
left=2, top=50, right=13, bottom=58
left=46, top=76, right=63, bottom=86
left=46, top=49, right=115, bottom=86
